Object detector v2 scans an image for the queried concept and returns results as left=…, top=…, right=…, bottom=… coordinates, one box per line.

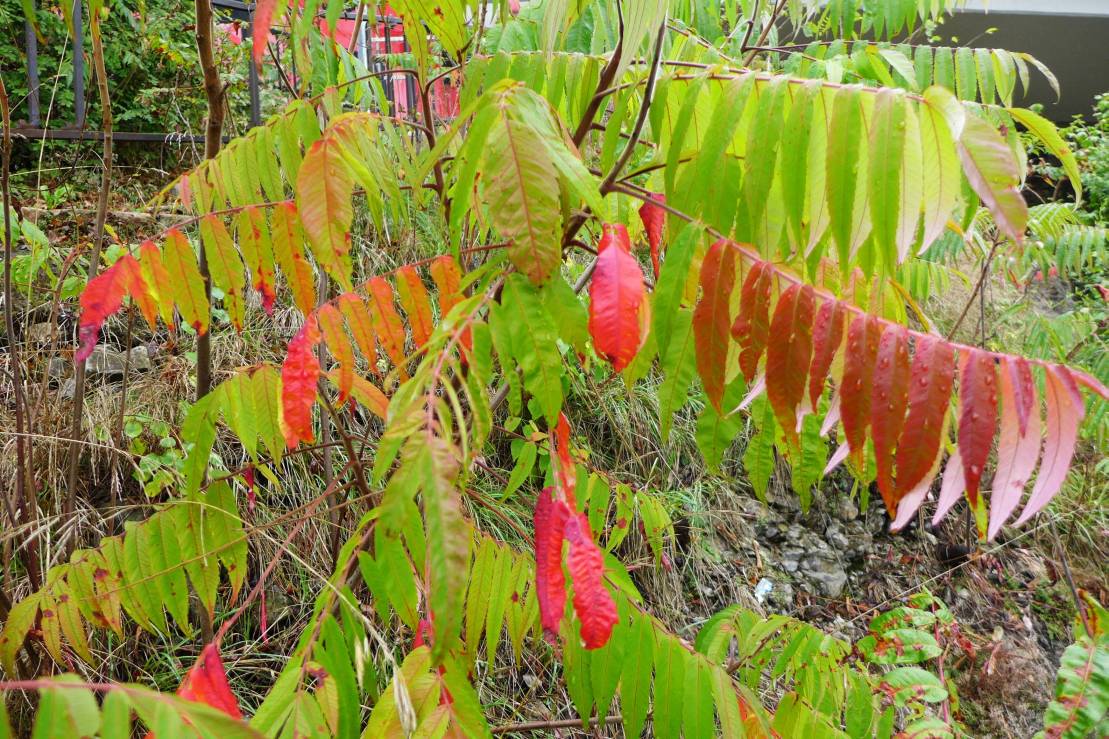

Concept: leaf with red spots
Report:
left=335, top=372, right=389, bottom=420
left=1014, top=365, right=1084, bottom=527
left=271, top=203, right=317, bottom=316
left=988, top=357, right=1042, bottom=539
left=839, top=314, right=882, bottom=465
left=163, top=228, right=211, bottom=335
left=894, top=335, right=955, bottom=502
left=176, top=642, right=243, bottom=719
left=731, top=260, right=773, bottom=383
left=280, top=316, right=322, bottom=449
left=869, top=325, right=911, bottom=513
left=317, top=304, right=355, bottom=404
left=637, top=192, right=666, bottom=279
left=564, top=513, right=617, bottom=649
left=396, top=265, right=435, bottom=348
left=236, top=206, right=276, bottom=315
left=297, top=136, right=354, bottom=291
left=765, top=283, right=815, bottom=447
left=366, top=276, right=409, bottom=376
left=693, top=239, right=737, bottom=410
left=807, top=298, right=844, bottom=410
left=589, top=224, right=647, bottom=373
left=533, top=487, right=570, bottom=643
left=199, top=215, right=247, bottom=331
left=957, top=348, right=998, bottom=506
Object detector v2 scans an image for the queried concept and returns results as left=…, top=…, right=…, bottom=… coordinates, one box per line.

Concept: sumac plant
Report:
left=2, top=0, right=1107, bottom=736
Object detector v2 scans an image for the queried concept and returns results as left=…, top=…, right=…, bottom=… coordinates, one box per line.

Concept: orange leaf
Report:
left=693, top=239, right=737, bottom=410
left=338, top=293, right=378, bottom=375
left=894, top=335, right=955, bottom=502
left=366, top=276, right=408, bottom=377
left=957, top=348, right=998, bottom=506
left=533, top=487, right=570, bottom=643
left=252, top=0, right=277, bottom=66
left=271, top=202, right=317, bottom=316
left=138, top=239, right=176, bottom=328
left=280, top=316, right=322, bottom=449
left=553, top=412, right=576, bottom=506
left=732, top=260, right=772, bottom=383
left=296, top=137, right=354, bottom=290
left=840, top=314, right=882, bottom=465
left=869, top=324, right=910, bottom=513
left=564, top=513, right=617, bottom=650
left=589, top=224, right=646, bottom=372
left=317, top=304, right=355, bottom=404
left=163, top=228, right=210, bottom=335
left=765, top=283, right=815, bottom=447
left=637, top=192, right=666, bottom=280
left=396, top=265, right=435, bottom=348
left=331, top=371, right=389, bottom=419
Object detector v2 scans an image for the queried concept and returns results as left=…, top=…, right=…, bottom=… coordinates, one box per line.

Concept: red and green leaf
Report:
left=894, top=335, right=955, bottom=502
left=638, top=192, right=666, bottom=280
left=236, top=206, right=277, bottom=315
left=338, top=292, right=378, bottom=375
left=317, top=303, right=355, bottom=404
left=76, top=255, right=149, bottom=361
left=138, top=239, right=176, bottom=328
left=693, top=239, right=737, bottom=410
left=296, top=136, right=354, bottom=291
left=199, top=215, right=247, bottom=332
left=366, top=276, right=409, bottom=376
left=175, top=642, right=243, bottom=719
left=533, top=487, right=570, bottom=643
left=988, top=357, right=1041, bottom=539
left=271, top=202, right=317, bottom=316
left=163, top=228, right=210, bottom=335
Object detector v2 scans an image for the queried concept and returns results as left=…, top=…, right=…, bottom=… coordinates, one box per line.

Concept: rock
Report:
left=47, top=357, right=70, bottom=381
left=26, top=322, right=55, bottom=344
left=84, top=345, right=152, bottom=375
left=60, top=378, right=76, bottom=400
left=835, top=495, right=859, bottom=522
left=800, top=550, right=848, bottom=598
left=770, top=524, right=849, bottom=598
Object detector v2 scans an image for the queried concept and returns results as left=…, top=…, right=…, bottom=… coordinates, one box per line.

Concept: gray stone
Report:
left=835, top=495, right=859, bottom=522
left=26, top=322, right=55, bottom=344
left=84, top=345, right=152, bottom=375
left=768, top=524, right=850, bottom=598
left=47, top=357, right=70, bottom=380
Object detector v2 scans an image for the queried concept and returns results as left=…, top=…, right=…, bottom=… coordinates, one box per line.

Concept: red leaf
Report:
left=589, top=224, right=646, bottom=372
left=177, top=643, right=243, bottom=719
left=280, top=316, right=322, bottom=449
left=396, top=265, right=435, bottom=348
left=1014, top=365, right=1084, bottom=527
left=870, top=324, right=911, bottom=513
left=553, top=412, right=577, bottom=507
left=731, top=260, right=773, bottom=383
left=76, top=255, right=147, bottom=362
left=839, top=314, right=882, bottom=464
left=564, top=513, right=617, bottom=650
left=988, top=357, right=1041, bottom=539
left=765, top=283, right=815, bottom=447
left=958, top=349, right=999, bottom=505
left=1007, top=356, right=1036, bottom=438
left=533, top=487, right=570, bottom=643
left=693, top=239, right=737, bottom=410
left=894, top=335, right=955, bottom=501
left=338, top=293, right=378, bottom=375
left=808, top=298, right=845, bottom=410
left=366, top=276, right=408, bottom=377
left=317, top=304, right=355, bottom=404
left=252, top=0, right=276, bottom=67
left=637, top=193, right=666, bottom=280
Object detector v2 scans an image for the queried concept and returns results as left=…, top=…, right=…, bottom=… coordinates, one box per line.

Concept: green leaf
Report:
left=503, top=441, right=538, bottom=499
left=697, top=380, right=747, bottom=473
left=658, top=309, right=697, bottom=444
left=879, top=666, right=949, bottom=705
left=33, top=676, right=100, bottom=739
left=743, top=396, right=776, bottom=503
left=100, top=691, right=132, bottom=739
left=652, top=223, right=700, bottom=360
left=956, top=113, right=1028, bottom=245
left=620, top=614, right=654, bottom=738
left=652, top=635, right=685, bottom=739
left=501, top=274, right=564, bottom=422
left=681, top=653, right=713, bottom=738
left=868, top=88, right=907, bottom=271
left=827, top=86, right=867, bottom=264
left=1007, top=106, right=1083, bottom=204
left=0, top=591, right=40, bottom=675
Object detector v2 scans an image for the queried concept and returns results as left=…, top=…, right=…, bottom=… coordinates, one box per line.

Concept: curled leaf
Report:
left=637, top=193, right=666, bottom=279
left=564, top=513, right=617, bottom=649
left=589, top=224, right=647, bottom=372
left=533, top=487, right=570, bottom=643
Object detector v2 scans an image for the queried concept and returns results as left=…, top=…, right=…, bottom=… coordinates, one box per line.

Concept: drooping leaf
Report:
left=199, top=215, right=247, bottom=332
left=894, top=335, right=956, bottom=501
left=840, top=314, right=882, bottom=465
left=870, top=324, right=910, bottom=512
left=317, top=304, right=355, bottom=404
left=957, top=348, right=998, bottom=506
left=270, top=203, right=317, bottom=316
left=176, top=643, right=244, bottom=720
left=807, top=298, right=845, bottom=410
left=138, top=240, right=176, bottom=328
left=236, top=207, right=277, bottom=314
left=588, top=224, right=647, bottom=372
left=1014, top=365, right=1084, bottom=527
left=988, top=357, right=1042, bottom=540
left=533, top=487, right=570, bottom=643
left=297, top=136, right=354, bottom=290
left=956, top=112, right=1028, bottom=245
left=366, top=276, right=409, bottom=375
left=337, top=293, right=378, bottom=375
left=76, top=254, right=147, bottom=361
left=693, top=239, right=737, bottom=411
left=732, top=260, right=773, bottom=383
left=280, top=316, right=322, bottom=448
left=766, top=283, right=816, bottom=448
left=395, top=266, right=435, bottom=349
left=638, top=192, right=666, bottom=279
left=564, top=513, right=617, bottom=650
left=162, top=228, right=210, bottom=335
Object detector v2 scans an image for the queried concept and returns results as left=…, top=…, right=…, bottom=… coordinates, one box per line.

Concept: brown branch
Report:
left=491, top=714, right=624, bottom=735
